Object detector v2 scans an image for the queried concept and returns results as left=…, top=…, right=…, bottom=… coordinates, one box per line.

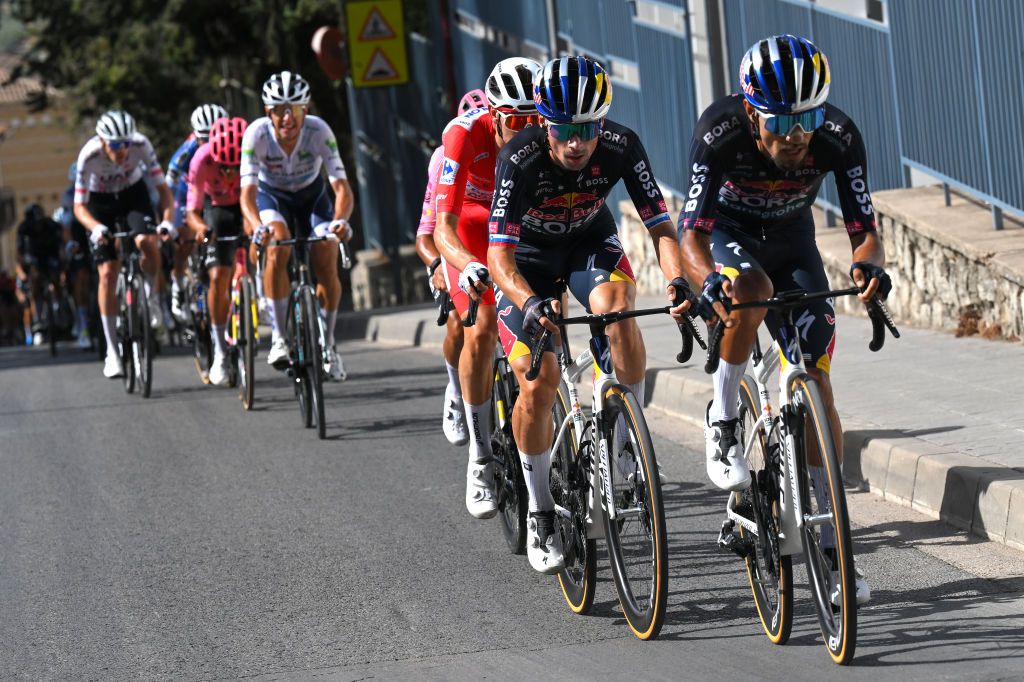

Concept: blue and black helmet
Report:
left=533, top=56, right=612, bottom=124
left=739, top=35, right=830, bottom=114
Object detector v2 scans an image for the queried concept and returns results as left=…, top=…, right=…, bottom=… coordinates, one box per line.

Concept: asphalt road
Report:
left=0, top=339, right=1022, bottom=680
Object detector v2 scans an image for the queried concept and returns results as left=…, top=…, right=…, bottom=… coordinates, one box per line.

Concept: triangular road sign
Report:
left=359, top=8, right=396, bottom=41
left=362, top=47, right=399, bottom=82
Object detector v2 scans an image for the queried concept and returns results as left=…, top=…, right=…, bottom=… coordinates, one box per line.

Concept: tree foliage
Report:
left=10, top=0, right=353, bottom=162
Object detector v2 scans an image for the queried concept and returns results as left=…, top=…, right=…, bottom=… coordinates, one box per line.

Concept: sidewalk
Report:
left=340, top=298, right=1024, bottom=552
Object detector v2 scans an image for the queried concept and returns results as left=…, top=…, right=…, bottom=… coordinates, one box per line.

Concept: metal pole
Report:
left=545, top=0, right=559, bottom=59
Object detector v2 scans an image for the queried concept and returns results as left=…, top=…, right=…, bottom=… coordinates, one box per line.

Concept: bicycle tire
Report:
left=491, top=355, right=526, bottom=554
left=238, top=276, right=256, bottom=410
left=118, top=273, right=135, bottom=394
left=601, top=384, right=668, bottom=640
left=737, top=375, right=793, bottom=645
left=133, top=274, right=153, bottom=399
left=189, top=281, right=213, bottom=385
left=302, top=286, right=326, bottom=439
left=552, top=381, right=597, bottom=615
left=45, top=287, right=57, bottom=357
left=790, top=373, right=857, bottom=665
left=287, top=289, right=313, bottom=428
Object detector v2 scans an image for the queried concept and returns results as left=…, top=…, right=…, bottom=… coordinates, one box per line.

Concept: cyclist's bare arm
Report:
left=680, top=229, right=733, bottom=322
left=849, top=231, right=887, bottom=301
left=155, top=182, right=175, bottom=224
left=435, top=212, right=477, bottom=273
left=488, top=244, right=558, bottom=334
left=240, top=185, right=260, bottom=235
left=72, top=202, right=101, bottom=232
left=185, top=209, right=208, bottom=240
left=416, top=234, right=448, bottom=293
left=330, top=177, right=354, bottom=223
left=649, top=223, right=689, bottom=317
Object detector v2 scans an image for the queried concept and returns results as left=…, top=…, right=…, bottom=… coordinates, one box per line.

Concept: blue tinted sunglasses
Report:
left=547, top=120, right=602, bottom=141
left=106, top=139, right=130, bottom=151
left=757, top=106, right=825, bottom=136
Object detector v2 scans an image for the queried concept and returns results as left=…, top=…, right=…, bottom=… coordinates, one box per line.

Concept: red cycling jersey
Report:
left=435, top=108, right=498, bottom=216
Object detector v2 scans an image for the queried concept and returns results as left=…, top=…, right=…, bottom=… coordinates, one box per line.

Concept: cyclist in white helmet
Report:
left=432, top=57, right=543, bottom=521
left=73, top=110, right=176, bottom=379
left=239, top=70, right=354, bottom=381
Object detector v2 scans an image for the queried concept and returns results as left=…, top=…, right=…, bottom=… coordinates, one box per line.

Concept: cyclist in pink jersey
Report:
left=415, top=89, right=487, bottom=448
left=185, top=117, right=247, bottom=386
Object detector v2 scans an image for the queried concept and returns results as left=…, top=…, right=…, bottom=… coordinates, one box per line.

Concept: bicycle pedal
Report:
left=717, top=520, right=751, bottom=558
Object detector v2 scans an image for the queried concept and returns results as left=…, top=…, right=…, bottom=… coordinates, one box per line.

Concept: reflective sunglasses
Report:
left=500, top=112, right=541, bottom=132
left=756, top=106, right=825, bottom=136
left=106, top=139, right=130, bottom=151
left=269, top=103, right=305, bottom=119
left=546, top=120, right=602, bottom=142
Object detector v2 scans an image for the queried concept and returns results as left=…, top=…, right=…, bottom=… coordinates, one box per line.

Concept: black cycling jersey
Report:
left=677, top=95, right=877, bottom=238
left=16, top=217, right=63, bottom=260
left=488, top=119, right=671, bottom=251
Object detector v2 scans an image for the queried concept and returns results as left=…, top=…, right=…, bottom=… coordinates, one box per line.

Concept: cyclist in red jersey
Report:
left=433, top=58, right=542, bottom=520
left=415, top=89, right=488, bottom=447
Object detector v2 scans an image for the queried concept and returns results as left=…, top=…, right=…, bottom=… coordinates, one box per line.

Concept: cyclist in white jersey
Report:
left=239, top=70, right=354, bottom=380
left=73, top=110, right=175, bottom=378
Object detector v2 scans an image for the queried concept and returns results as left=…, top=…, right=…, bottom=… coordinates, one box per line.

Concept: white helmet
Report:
left=190, top=104, right=228, bottom=139
left=262, top=71, right=311, bottom=106
left=485, top=58, right=540, bottom=114
left=96, top=110, right=136, bottom=141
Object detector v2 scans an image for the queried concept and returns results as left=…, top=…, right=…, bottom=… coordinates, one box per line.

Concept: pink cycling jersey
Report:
left=416, top=146, right=444, bottom=236
left=186, top=143, right=241, bottom=211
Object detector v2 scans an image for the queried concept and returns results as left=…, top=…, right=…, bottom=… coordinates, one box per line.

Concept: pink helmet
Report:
left=209, top=117, right=247, bottom=165
left=457, top=89, right=487, bottom=114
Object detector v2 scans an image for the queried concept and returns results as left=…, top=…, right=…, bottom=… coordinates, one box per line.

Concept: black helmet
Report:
left=25, top=203, right=43, bottom=221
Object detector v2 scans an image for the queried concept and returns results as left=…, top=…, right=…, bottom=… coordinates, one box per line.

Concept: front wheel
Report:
left=601, top=384, right=668, bottom=640
left=237, top=276, right=256, bottom=410
left=491, top=355, right=526, bottom=554
left=552, top=381, right=596, bottom=616
left=132, top=274, right=153, bottom=398
left=791, top=373, right=857, bottom=665
left=118, top=274, right=135, bottom=394
left=302, top=286, right=326, bottom=440
left=737, top=375, right=792, bottom=645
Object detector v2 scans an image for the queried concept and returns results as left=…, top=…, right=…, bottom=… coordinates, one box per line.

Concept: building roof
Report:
left=0, top=53, right=60, bottom=106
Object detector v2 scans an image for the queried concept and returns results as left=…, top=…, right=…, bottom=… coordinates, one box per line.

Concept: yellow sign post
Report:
left=346, top=0, right=409, bottom=88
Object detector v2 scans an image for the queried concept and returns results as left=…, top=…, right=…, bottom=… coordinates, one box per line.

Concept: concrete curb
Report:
left=341, top=305, right=1024, bottom=552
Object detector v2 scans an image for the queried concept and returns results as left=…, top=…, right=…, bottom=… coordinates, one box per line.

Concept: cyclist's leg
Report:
left=86, top=199, right=123, bottom=360
left=565, top=216, right=645, bottom=397
left=205, top=206, right=240, bottom=380
left=256, top=184, right=293, bottom=349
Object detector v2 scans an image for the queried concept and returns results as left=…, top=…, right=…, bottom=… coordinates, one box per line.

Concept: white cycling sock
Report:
left=76, top=306, right=89, bottom=333
left=710, top=358, right=747, bottom=422
left=445, top=361, right=462, bottom=399
left=255, top=273, right=265, bottom=302
left=465, top=400, right=492, bottom=463
left=809, top=465, right=836, bottom=549
left=142, top=272, right=156, bottom=300
left=270, top=298, right=288, bottom=342
left=101, top=314, right=118, bottom=353
left=323, top=307, right=337, bottom=347
left=625, top=379, right=646, bottom=404
left=211, top=324, right=227, bottom=356
left=520, top=449, right=555, bottom=512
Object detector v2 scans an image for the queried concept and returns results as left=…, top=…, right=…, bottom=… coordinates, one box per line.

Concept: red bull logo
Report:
left=539, top=191, right=601, bottom=209
left=743, top=179, right=807, bottom=192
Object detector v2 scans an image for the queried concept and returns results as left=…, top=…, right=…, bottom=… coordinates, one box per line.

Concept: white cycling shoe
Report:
left=704, top=403, right=751, bottom=491
left=442, top=385, right=469, bottom=446
left=267, top=338, right=289, bottom=369
left=103, top=351, right=123, bottom=379
left=325, top=346, right=347, bottom=381
left=466, top=460, right=498, bottom=519
left=830, top=562, right=872, bottom=606
left=209, top=353, right=230, bottom=387
left=526, top=510, right=565, bottom=574
left=148, top=294, right=163, bottom=329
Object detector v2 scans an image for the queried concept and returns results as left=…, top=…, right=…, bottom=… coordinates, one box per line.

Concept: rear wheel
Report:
left=118, top=274, right=135, bottom=394
left=791, top=373, right=857, bottom=665
left=44, top=286, right=57, bottom=357
left=491, top=355, right=526, bottom=554
left=551, top=381, right=596, bottom=615
left=601, top=384, right=668, bottom=640
left=737, top=375, right=792, bottom=645
left=238, top=276, right=256, bottom=410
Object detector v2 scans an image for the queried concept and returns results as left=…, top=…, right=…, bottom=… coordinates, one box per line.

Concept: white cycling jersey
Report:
left=73, top=134, right=166, bottom=204
left=240, top=115, right=347, bottom=193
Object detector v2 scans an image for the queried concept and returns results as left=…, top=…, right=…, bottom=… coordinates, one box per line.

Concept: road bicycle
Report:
left=527, top=302, right=697, bottom=640
left=491, top=341, right=528, bottom=554
left=261, top=234, right=350, bottom=440
left=179, top=238, right=214, bottom=384
left=221, top=235, right=259, bottom=410
left=707, top=287, right=898, bottom=665
left=111, top=225, right=155, bottom=398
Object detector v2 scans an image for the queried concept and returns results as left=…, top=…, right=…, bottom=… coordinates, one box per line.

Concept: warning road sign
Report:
left=347, top=0, right=408, bottom=88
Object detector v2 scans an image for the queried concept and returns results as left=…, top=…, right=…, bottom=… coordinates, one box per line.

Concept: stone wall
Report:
left=619, top=185, right=1024, bottom=342
left=350, top=245, right=434, bottom=310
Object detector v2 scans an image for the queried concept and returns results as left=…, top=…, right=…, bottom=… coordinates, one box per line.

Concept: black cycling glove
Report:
left=693, top=272, right=731, bottom=321
left=669, top=276, right=694, bottom=307
left=850, top=261, right=892, bottom=298
left=522, top=296, right=556, bottom=338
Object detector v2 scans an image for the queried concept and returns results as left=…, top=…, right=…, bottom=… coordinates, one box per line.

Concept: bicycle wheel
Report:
left=301, top=286, right=326, bottom=439
left=737, top=375, right=793, bottom=645
left=118, top=274, right=135, bottom=394
left=551, top=381, right=596, bottom=615
left=132, top=274, right=153, bottom=399
left=790, top=372, right=856, bottom=665
left=237, top=275, right=256, bottom=410
left=601, top=384, right=668, bottom=640
left=287, top=290, right=312, bottom=427
left=189, top=282, right=213, bottom=385
left=491, top=355, right=526, bottom=554
left=43, top=286, right=57, bottom=357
